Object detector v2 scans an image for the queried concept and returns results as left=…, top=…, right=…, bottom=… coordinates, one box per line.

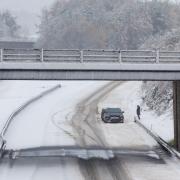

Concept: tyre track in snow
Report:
left=72, top=82, right=122, bottom=147
left=51, top=107, right=99, bottom=144
left=51, top=109, right=77, bottom=141
left=71, top=81, right=132, bottom=180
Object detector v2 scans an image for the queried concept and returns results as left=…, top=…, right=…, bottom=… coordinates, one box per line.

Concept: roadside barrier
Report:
left=134, top=116, right=180, bottom=159
left=0, top=84, right=61, bottom=158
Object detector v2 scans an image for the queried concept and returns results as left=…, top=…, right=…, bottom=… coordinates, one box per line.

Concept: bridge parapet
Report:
left=0, top=49, right=180, bottom=64
left=0, top=49, right=180, bottom=80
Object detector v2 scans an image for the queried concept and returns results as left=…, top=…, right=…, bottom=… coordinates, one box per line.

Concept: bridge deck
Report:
left=0, top=49, right=180, bottom=80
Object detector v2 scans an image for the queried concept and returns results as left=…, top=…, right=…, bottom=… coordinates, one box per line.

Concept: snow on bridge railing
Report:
left=0, top=49, right=180, bottom=63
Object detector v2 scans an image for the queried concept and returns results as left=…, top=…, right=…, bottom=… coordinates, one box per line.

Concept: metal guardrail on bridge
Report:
left=0, top=49, right=180, bottom=63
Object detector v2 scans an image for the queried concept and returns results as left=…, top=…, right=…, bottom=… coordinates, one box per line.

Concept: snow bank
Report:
left=141, top=106, right=174, bottom=142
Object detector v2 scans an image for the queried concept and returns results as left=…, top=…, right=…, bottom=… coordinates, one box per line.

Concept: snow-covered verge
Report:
left=0, top=81, right=60, bottom=132
left=98, top=81, right=174, bottom=145
left=141, top=82, right=174, bottom=142
left=141, top=106, right=173, bottom=142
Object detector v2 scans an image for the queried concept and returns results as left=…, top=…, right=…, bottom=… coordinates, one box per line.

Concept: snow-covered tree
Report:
left=0, top=11, right=20, bottom=40
left=37, top=0, right=180, bottom=49
left=141, top=81, right=173, bottom=115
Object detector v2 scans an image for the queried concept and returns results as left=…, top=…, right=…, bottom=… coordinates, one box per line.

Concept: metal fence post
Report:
left=80, top=50, right=83, bottom=63
left=40, top=48, right=44, bottom=62
left=118, top=50, right=122, bottom=63
left=0, top=49, right=3, bottom=62
left=156, top=50, right=159, bottom=63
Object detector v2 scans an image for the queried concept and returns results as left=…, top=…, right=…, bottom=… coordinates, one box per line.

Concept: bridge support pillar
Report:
left=173, top=81, right=180, bottom=151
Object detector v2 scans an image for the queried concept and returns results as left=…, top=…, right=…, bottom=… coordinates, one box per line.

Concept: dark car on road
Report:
left=101, top=108, right=124, bottom=123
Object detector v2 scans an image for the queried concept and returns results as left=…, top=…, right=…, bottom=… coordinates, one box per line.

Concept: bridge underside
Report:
left=1, top=71, right=180, bottom=80
left=0, top=63, right=180, bottom=80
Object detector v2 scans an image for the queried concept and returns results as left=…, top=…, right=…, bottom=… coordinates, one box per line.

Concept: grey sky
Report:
left=0, top=0, right=56, bottom=14
left=0, top=0, right=58, bottom=38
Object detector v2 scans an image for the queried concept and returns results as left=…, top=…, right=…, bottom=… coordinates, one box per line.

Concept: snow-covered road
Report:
left=96, top=81, right=180, bottom=180
left=0, top=81, right=109, bottom=180
left=0, top=81, right=180, bottom=180
left=1, top=81, right=108, bottom=149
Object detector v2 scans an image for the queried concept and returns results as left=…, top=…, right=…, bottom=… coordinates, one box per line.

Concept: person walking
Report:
left=136, top=105, right=141, bottom=120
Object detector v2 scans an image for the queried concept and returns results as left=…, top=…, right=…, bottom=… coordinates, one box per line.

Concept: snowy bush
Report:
left=141, top=81, right=173, bottom=115
left=0, top=11, right=20, bottom=40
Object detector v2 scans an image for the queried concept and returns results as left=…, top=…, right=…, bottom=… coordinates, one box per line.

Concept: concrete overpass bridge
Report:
left=0, top=48, right=180, bottom=151
left=0, top=49, right=180, bottom=80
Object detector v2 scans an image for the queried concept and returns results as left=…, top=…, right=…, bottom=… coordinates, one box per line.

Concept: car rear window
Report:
left=104, top=108, right=122, bottom=113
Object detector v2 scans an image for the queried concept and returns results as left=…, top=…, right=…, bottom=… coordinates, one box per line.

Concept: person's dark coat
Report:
left=136, top=105, right=141, bottom=120
left=137, top=105, right=141, bottom=116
